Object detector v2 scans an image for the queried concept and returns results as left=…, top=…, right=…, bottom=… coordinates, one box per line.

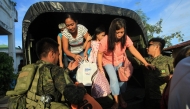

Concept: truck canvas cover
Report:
left=22, top=1, right=147, bottom=63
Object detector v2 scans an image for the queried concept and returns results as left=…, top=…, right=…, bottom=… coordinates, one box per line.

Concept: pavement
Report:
left=0, top=96, right=8, bottom=109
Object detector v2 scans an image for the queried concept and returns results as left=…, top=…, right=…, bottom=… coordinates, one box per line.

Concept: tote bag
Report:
left=113, top=52, right=133, bottom=82
left=118, top=53, right=133, bottom=81
left=91, top=70, right=111, bottom=98
left=76, top=60, right=97, bottom=86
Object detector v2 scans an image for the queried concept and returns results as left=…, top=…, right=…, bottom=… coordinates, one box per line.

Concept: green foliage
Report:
left=0, top=52, right=16, bottom=95
left=135, top=9, right=150, bottom=24
left=162, top=31, right=184, bottom=47
left=135, top=9, right=184, bottom=47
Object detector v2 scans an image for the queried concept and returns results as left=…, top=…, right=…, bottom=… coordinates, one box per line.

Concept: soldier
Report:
left=35, top=38, right=82, bottom=108
left=18, top=59, right=23, bottom=72
left=134, top=37, right=174, bottom=109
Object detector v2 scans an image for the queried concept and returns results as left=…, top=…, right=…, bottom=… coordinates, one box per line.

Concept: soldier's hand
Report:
left=67, top=61, right=78, bottom=71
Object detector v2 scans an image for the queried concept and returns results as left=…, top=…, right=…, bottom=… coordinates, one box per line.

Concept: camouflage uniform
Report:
left=36, top=60, right=73, bottom=108
left=135, top=55, right=174, bottom=109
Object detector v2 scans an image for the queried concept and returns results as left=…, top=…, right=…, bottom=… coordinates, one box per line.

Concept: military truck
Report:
left=22, top=1, right=148, bottom=109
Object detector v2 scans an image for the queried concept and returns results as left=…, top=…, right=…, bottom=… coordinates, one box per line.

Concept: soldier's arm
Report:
left=53, top=68, right=73, bottom=95
left=164, top=57, right=174, bottom=82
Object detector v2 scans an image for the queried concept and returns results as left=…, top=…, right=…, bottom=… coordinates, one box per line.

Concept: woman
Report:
left=62, top=13, right=91, bottom=62
left=97, top=18, right=154, bottom=109
left=57, top=23, right=66, bottom=68
left=62, top=13, right=91, bottom=82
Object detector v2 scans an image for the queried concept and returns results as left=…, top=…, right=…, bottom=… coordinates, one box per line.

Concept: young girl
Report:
left=88, top=26, right=106, bottom=63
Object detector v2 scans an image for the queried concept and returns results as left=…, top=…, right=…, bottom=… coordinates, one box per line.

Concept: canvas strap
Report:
left=26, top=63, right=44, bottom=107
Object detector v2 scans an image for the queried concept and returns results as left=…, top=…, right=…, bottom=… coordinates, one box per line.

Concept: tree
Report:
left=0, top=52, right=17, bottom=95
left=135, top=9, right=184, bottom=47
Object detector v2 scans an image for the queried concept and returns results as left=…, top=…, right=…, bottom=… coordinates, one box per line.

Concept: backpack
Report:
left=6, top=63, right=43, bottom=109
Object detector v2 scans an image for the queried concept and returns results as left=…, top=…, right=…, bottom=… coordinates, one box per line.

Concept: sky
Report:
left=0, top=0, right=189, bottom=48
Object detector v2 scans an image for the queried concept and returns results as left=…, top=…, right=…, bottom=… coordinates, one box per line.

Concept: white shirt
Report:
left=62, top=24, right=87, bottom=54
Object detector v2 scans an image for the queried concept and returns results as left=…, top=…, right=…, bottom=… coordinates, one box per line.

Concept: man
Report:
left=18, top=59, right=23, bottom=72
left=35, top=38, right=79, bottom=108
left=134, top=37, right=173, bottom=109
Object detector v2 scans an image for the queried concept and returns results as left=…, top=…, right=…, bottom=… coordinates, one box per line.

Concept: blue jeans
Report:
left=104, top=63, right=127, bottom=95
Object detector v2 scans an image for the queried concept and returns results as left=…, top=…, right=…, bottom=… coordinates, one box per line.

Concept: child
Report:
left=88, top=26, right=106, bottom=63
left=57, top=23, right=67, bottom=68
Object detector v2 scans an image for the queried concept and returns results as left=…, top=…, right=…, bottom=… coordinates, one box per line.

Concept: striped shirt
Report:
left=62, top=24, right=88, bottom=54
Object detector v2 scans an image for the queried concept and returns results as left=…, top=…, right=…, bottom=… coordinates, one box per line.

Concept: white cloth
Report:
left=62, top=24, right=87, bottom=54
left=76, top=60, right=97, bottom=86
left=168, top=56, right=190, bottom=109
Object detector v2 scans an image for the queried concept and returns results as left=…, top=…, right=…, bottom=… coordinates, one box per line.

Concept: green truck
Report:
left=22, top=1, right=148, bottom=109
